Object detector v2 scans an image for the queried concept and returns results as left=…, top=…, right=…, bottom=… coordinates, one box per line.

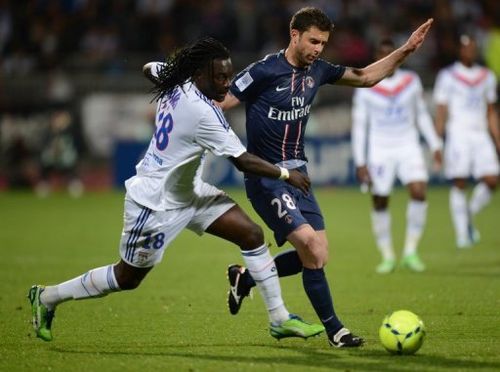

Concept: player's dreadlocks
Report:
left=153, top=37, right=230, bottom=100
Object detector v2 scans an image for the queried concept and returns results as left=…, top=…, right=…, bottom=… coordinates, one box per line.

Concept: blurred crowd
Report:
left=1, top=0, right=500, bottom=79
left=1, top=0, right=500, bottom=194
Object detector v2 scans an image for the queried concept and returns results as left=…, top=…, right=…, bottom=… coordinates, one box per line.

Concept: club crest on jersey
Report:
left=305, top=76, right=315, bottom=89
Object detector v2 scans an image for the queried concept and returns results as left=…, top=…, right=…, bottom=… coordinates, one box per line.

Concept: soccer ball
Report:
left=379, top=310, right=425, bottom=355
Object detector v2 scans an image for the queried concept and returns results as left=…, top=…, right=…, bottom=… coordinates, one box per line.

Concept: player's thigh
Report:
left=249, top=185, right=310, bottom=247
left=368, top=149, right=397, bottom=196
left=119, top=195, right=193, bottom=268
left=444, top=136, right=472, bottom=179
left=187, top=181, right=237, bottom=236
left=204, top=204, right=264, bottom=248
left=398, top=146, right=429, bottom=186
left=471, top=135, right=500, bottom=179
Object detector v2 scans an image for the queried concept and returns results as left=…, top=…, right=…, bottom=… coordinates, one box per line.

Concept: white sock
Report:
left=242, top=244, right=289, bottom=324
left=450, top=187, right=468, bottom=244
left=403, top=200, right=428, bottom=256
left=469, top=182, right=492, bottom=216
left=371, top=210, right=395, bottom=261
left=40, top=265, right=120, bottom=310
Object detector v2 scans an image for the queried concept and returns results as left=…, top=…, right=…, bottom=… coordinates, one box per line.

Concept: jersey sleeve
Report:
left=229, top=62, right=268, bottom=102
left=195, top=107, right=246, bottom=158
left=433, top=70, right=450, bottom=104
left=486, top=71, right=498, bottom=103
left=317, top=59, right=346, bottom=85
left=147, top=62, right=166, bottom=79
left=351, top=89, right=369, bottom=166
left=414, top=76, right=442, bottom=151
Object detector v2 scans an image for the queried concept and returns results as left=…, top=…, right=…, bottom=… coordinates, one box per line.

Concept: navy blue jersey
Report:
left=230, top=50, right=345, bottom=166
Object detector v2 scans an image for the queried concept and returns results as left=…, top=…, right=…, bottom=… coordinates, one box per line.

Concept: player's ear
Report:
left=192, top=68, right=204, bottom=84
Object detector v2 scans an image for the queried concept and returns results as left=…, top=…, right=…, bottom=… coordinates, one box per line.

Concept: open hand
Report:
left=433, top=150, right=443, bottom=172
left=286, top=169, right=311, bottom=194
left=405, top=18, right=433, bottom=52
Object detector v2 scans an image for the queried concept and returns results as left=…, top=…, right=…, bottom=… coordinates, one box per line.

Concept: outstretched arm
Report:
left=337, top=19, right=433, bottom=87
left=230, top=152, right=311, bottom=194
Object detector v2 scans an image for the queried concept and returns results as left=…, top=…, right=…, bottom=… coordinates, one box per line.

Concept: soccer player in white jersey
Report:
left=28, top=37, right=325, bottom=342
left=352, top=39, right=443, bottom=274
left=433, top=35, right=500, bottom=249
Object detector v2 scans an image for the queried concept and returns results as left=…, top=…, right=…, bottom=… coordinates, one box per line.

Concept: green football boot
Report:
left=375, top=259, right=396, bottom=274
left=28, top=285, right=55, bottom=341
left=401, top=253, right=426, bottom=272
left=270, top=314, right=325, bottom=340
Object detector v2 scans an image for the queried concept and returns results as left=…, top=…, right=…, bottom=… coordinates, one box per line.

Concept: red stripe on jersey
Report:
left=452, top=68, right=488, bottom=86
left=294, top=121, right=302, bottom=158
left=371, top=74, right=414, bottom=97
left=282, top=124, right=290, bottom=160
left=291, top=71, right=296, bottom=92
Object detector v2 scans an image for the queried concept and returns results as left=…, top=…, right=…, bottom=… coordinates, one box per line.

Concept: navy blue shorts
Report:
left=244, top=166, right=325, bottom=247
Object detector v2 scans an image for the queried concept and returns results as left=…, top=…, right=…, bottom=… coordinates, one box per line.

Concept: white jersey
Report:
left=352, top=69, right=441, bottom=167
left=433, top=62, right=497, bottom=135
left=125, top=64, right=246, bottom=210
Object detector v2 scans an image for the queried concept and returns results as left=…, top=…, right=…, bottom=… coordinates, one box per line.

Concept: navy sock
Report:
left=302, top=267, right=343, bottom=335
left=274, top=249, right=303, bottom=276
left=244, top=249, right=302, bottom=288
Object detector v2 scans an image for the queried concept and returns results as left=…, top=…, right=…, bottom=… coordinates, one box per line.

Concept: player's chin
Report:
left=213, top=92, right=228, bottom=102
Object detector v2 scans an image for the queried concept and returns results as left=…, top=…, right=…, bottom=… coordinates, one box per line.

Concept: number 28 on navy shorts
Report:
left=244, top=167, right=325, bottom=247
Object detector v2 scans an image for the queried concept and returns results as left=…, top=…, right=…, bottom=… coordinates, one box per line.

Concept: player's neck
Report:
left=460, top=60, right=473, bottom=68
left=284, top=47, right=306, bottom=69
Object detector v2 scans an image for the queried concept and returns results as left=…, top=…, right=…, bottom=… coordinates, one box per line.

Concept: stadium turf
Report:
left=1, top=187, right=499, bottom=371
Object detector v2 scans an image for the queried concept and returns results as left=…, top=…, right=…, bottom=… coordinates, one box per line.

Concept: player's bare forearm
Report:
left=230, top=152, right=280, bottom=178
left=337, top=19, right=433, bottom=87
left=487, top=104, right=500, bottom=150
left=216, top=92, right=240, bottom=111
left=435, top=105, right=448, bottom=138
left=230, top=152, right=311, bottom=193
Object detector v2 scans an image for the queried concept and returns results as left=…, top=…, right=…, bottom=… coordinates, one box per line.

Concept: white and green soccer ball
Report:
left=379, top=310, right=425, bottom=355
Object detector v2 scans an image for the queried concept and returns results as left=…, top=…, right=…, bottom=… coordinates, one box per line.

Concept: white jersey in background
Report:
left=433, top=62, right=499, bottom=179
left=433, top=62, right=497, bottom=135
left=125, top=64, right=245, bottom=211
left=352, top=69, right=441, bottom=193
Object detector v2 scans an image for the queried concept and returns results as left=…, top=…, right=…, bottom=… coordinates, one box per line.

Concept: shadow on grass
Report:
left=52, top=343, right=500, bottom=371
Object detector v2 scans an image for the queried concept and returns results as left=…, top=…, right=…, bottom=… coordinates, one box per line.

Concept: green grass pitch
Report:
left=1, top=187, right=499, bottom=371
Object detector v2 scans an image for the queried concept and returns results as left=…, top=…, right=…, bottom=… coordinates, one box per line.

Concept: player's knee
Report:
left=410, top=192, right=426, bottom=202
left=373, top=195, right=388, bottom=210
left=452, top=178, right=467, bottom=189
left=118, top=277, right=143, bottom=290
left=483, top=176, right=498, bottom=190
left=302, top=236, right=328, bottom=267
left=241, top=222, right=264, bottom=249
left=113, top=264, right=145, bottom=290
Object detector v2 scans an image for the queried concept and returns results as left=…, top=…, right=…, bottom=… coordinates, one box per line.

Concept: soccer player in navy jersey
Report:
left=220, top=7, right=433, bottom=347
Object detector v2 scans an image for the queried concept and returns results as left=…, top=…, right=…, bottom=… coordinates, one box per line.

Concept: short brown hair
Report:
left=290, top=7, right=333, bottom=33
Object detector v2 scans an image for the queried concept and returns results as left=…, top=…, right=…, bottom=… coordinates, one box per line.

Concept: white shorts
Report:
left=444, top=132, right=499, bottom=179
left=368, top=144, right=428, bottom=196
left=119, top=182, right=235, bottom=268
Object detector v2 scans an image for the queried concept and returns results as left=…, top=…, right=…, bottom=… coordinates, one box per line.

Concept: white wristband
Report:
left=278, top=167, right=289, bottom=180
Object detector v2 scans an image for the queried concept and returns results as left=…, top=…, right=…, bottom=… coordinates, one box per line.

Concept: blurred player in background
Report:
left=28, top=37, right=324, bottom=342
left=35, top=109, right=84, bottom=198
left=433, top=35, right=500, bottom=249
left=351, top=39, right=442, bottom=274
left=220, top=7, right=433, bottom=347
